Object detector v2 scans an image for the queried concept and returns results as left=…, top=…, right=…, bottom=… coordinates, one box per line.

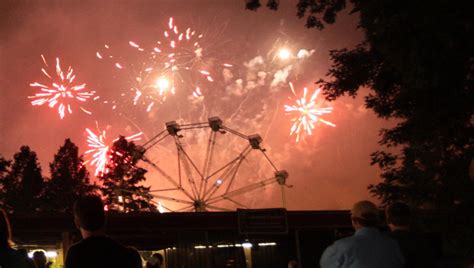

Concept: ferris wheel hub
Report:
left=193, top=199, right=207, bottom=212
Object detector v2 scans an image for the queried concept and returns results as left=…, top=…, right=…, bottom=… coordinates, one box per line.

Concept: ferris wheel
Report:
left=134, top=116, right=289, bottom=212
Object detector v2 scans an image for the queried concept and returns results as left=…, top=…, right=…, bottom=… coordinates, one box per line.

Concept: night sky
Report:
left=0, top=0, right=390, bottom=210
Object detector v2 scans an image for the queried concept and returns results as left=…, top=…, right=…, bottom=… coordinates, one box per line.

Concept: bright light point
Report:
left=242, top=242, right=253, bottom=248
left=28, top=251, right=57, bottom=258
left=258, top=242, right=277, bottom=246
left=155, top=77, right=170, bottom=91
left=45, top=251, right=58, bottom=258
left=157, top=201, right=165, bottom=213
left=215, top=179, right=223, bottom=186
left=278, top=48, right=291, bottom=60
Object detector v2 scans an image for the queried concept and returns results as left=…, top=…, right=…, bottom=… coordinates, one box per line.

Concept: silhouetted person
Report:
left=17, top=248, right=37, bottom=268
left=385, top=202, right=438, bottom=268
left=65, top=195, right=135, bottom=268
left=288, top=260, right=298, bottom=268
left=127, top=246, right=143, bottom=268
left=0, top=209, right=30, bottom=268
left=146, top=252, right=164, bottom=268
left=320, top=200, right=404, bottom=268
left=32, top=250, right=52, bottom=268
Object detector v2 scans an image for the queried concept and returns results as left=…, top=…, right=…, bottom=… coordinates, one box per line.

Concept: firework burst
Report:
left=85, top=126, right=142, bottom=176
left=29, top=55, right=95, bottom=119
left=284, top=83, right=335, bottom=142
left=96, top=17, right=222, bottom=111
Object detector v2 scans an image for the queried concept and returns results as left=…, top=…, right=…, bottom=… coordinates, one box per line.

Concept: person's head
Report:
left=288, top=260, right=298, bottom=268
left=385, top=202, right=411, bottom=231
left=127, top=247, right=143, bottom=268
left=33, top=250, right=47, bottom=268
left=0, top=208, right=12, bottom=249
left=74, top=195, right=105, bottom=233
left=350, top=200, right=379, bottom=229
left=146, top=252, right=164, bottom=268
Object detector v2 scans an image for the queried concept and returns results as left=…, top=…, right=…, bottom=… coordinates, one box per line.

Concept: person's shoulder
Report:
left=0, top=248, right=30, bottom=268
left=93, top=236, right=131, bottom=255
left=332, top=234, right=358, bottom=249
left=68, top=238, right=88, bottom=252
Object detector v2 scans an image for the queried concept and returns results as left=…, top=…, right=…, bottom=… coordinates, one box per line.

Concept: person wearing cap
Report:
left=320, top=200, right=404, bottom=268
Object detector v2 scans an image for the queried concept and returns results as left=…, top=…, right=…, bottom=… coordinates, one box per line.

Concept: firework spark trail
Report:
left=28, top=55, right=95, bottom=119
left=284, top=83, right=335, bottom=142
left=223, top=46, right=315, bottom=134
left=95, top=17, right=222, bottom=111
left=85, top=126, right=143, bottom=176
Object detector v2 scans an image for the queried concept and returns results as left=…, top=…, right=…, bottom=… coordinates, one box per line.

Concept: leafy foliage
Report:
left=99, top=136, right=155, bottom=212
left=0, top=146, right=44, bottom=213
left=0, top=155, right=11, bottom=206
left=43, top=139, right=97, bottom=212
left=245, top=0, right=346, bottom=29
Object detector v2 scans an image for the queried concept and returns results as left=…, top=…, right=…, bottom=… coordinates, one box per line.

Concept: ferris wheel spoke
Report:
left=180, top=122, right=208, bottom=128
left=207, top=177, right=277, bottom=203
left=142, top=129, right=168, bottom=149
left=158, top=203, right=176, bottom=212
left=203, top=162, right=238, bottom=201
left=144, top=158, right=194, bottom=200
left=149, top=199, right=176, bottom=212
left=207, top=196, right=249, bottom=209
left=177, top=145, right=182, bottom=187
left=181, top=125, right=210, bottom=130
left=205, top=146, right=252, bottom=200
left=149, top=188, right=182, bottom=192
left=176, top=204, right=195, bottom=212
left=139, top=117, right=287, bottom=212
left=223, top=149, right=251, bottom=195
left=143, top=157, right=179, bottom=187
left=221, top=125, right=248, bottom=140
left=205, top=145, right=250, bottom=180
left=150, top=194, right=195, bottom=205
left=199, top=130, right=217, bottom=200
left=176, top=138, right=202, bottom=177
left=260, top=149, right=279, bottom=171
left=205, top=204, right=233, bottom=212
left=175, top=137, right=201, bottom=199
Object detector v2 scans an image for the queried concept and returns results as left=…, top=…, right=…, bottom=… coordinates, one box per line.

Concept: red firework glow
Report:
left=84, top=127, right=142, bottom=176
left=28, top=55, right=95, bottom=119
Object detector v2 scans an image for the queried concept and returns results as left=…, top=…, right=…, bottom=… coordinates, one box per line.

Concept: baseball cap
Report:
left=351, top=200, right=379, bottom=220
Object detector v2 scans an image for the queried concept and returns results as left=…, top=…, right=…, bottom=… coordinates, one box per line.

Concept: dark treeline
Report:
left=0, top=137, right=155, bottom=214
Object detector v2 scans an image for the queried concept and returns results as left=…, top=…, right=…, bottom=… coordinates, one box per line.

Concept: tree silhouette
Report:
left=0, top=155, right=12, bottom=207
left=99, top=136, right=155, bottom=212
left=43, top=139, right=97, bottom=213
left=0, top=146, right=44, bottom=213
left=247, top=0, right=474, bottom=209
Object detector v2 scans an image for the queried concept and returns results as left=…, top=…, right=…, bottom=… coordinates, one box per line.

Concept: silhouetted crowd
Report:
left=0, top=196, right=449, bottom=268
left=1, top=195, right=163, bottom=268
left=319, top=200, right=439, bottom=268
